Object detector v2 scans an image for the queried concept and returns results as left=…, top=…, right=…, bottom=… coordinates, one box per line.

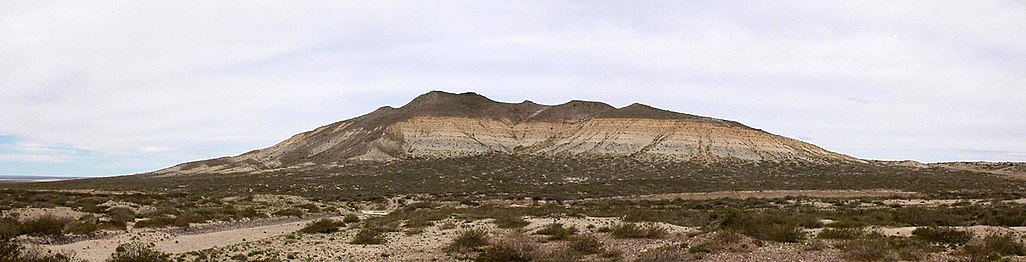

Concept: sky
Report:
left=1, top=1, right=1024, bottom=177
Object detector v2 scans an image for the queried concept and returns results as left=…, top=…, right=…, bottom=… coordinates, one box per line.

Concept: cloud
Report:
left=1, top=1, right=1024, bottom=176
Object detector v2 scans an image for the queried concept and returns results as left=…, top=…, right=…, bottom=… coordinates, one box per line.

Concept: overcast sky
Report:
left=2, top=1, right=1024, bottom=177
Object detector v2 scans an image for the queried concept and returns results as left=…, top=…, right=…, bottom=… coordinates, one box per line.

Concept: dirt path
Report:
left=585, top=189, right=918, bottom=202
left=46, top=215, right=336, bottom=261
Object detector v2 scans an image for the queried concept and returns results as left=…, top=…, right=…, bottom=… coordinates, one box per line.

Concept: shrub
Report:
left=535, top=223, right=577, bottom=241
left=961, top=233, right=1026, bottom=260
left=476, top=232, right=538, bottom=262
left=342, top=214, right=361, bottom=223
left=445, top=228, right=489, bottom=253
left=298, top=219, right=344, bottom=234
left=271, top=208, right=304, bottom=217
left=107, top=207, right=136, bottom=224
left=404, top=219, right=434, bottom=228
left=610, top=223, right=667, bottom=239
left=65, top=220, right=98, bottom=235
left=817, top=228, right=865, bottom=240
left=837, top=238, right=897, bottom=261
left=0, top=217, right=21, bottom=239
left=351, top=227, right=386, bottom=245
left=1, top=238, right=76, bottom=262
left=566, top=234, right=604, bottom=254
left=911, top=226, right=972, bottom=245
left=493, top=215, right=529, bottom=228
left=20, top=215, right=70, bottom=237
left=107, top=242, right=171, bottom=262
left=133, top=216, right=175, bottom=228
left=717, top=210, right=807, bottom=242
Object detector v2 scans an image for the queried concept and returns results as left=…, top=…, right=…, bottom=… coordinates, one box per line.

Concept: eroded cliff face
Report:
left=152, top=91, right=860, bottom=175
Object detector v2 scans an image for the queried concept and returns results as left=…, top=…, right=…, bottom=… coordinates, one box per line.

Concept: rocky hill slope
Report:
left=154, top=91, right=860, bottom=175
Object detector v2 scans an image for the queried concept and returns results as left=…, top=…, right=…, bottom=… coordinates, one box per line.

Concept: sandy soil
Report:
left=45, top=215, right=336, bottom=262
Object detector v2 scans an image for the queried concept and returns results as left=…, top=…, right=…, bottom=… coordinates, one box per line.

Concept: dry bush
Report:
left=535, top=223, right=577, bottom=241
left=445, top=228, right=489, bottom=253
left=476, top=232, right=538, bottom=262
left=610, top=223, right=667, bottom=239
left=298, top=219, right=344, bottom=234
left=107, top=242, right=171, bottom=262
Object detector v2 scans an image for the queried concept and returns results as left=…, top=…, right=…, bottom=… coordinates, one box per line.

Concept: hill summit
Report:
left=155, top=91, right=859, bottom=175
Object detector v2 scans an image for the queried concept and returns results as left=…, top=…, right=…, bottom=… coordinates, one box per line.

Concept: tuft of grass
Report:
left=609, top=223, right=667, bottom=239
left=298, top=219, right=344, bottom=234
